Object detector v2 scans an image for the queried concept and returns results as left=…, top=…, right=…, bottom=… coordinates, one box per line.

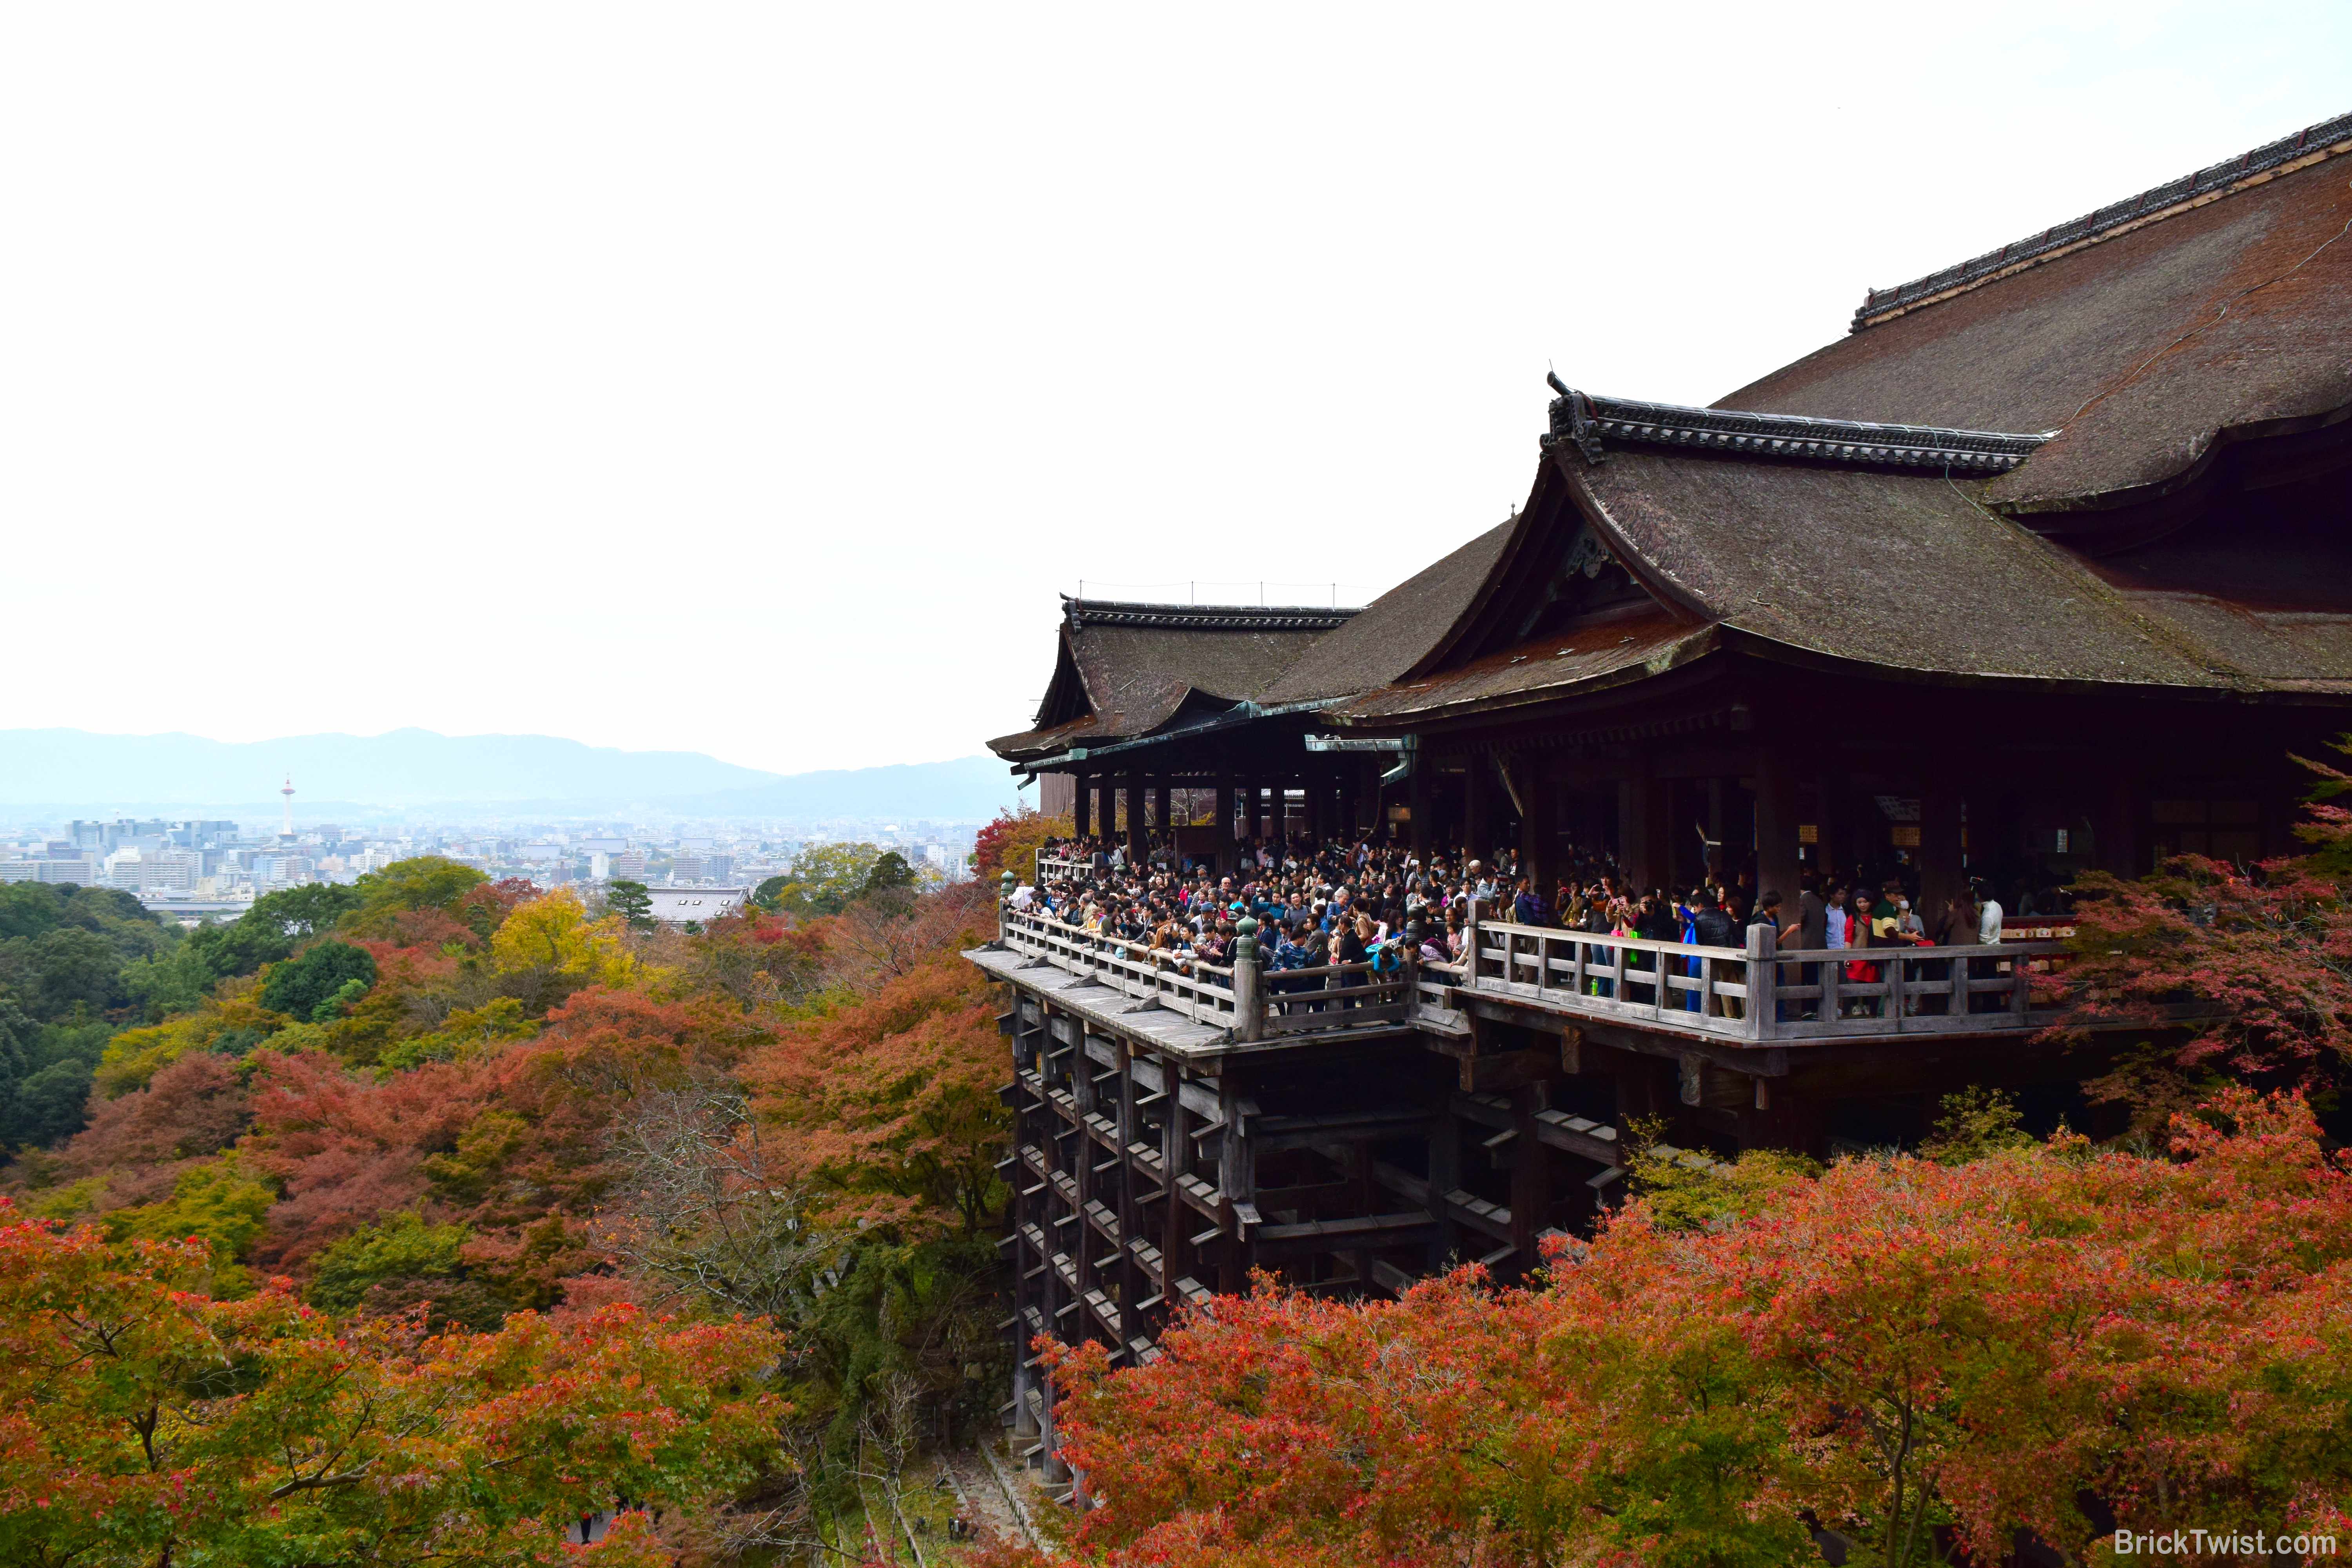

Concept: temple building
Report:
left=967, top=109, right=2352, bottom=1480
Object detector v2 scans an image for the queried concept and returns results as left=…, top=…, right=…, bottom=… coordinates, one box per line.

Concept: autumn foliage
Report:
left=1018, top=1092, right=2352, bottom=1568
left=0, top=850, right=1013, bottom=1562
left=0, top=1205, right=788, bottom=1568
left=2049, top=746, right=2352, bottom=1134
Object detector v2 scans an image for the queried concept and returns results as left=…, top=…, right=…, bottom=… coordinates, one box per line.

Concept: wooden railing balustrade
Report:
left=998, top=898, right=2070, bottom=1045
left=1472, top=919, right=2070, bottom=1041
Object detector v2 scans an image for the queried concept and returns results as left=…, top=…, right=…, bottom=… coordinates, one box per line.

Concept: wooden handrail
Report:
left=1000, top=902, right=2071, bottom=1046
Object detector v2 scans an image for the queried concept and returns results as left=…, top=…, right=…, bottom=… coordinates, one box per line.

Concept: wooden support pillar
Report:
left=2100, top=767, right=2145, bottom=880
left=1408, top=750, right=1430, bottom=859
left=1463, top=754, right=1486, bottom=868
left=1755, top=749, right=1802, bottom=911
left=1216, top=771, right=1238, bottom=874
left=1154, top=778, right=1171, bottom=837
left=1124, top=769, right=1145, bottom=860
left=1426, top=1110, right=1461, bottom=1269
left=1509, top=1082, right=1548, bottom=1275
left=1919, top=770, right=1965, bottom=922
left=1307, top=769, right=1328, bottom=843
left=1619, top=756, right=1670, bottom=893
left=1339, top=768, right=1359, bottom=845
left=1817, top=769, right=1849, bottom=883
left=1216, top=1079, right=1254, bottom=1296
left=1163, top=1076, right=1192, bottom=1293
left=1113, top=1043, right=1139, bottom=1341
left=1706, top=777, right=1727, bottom=880
left=1073, top=771, right=1092, bottom=838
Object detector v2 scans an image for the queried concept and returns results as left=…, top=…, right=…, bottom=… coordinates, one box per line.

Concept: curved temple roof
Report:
left=996, top=108, right=2352, bottom=762
left=1725, top=124, right=2352, bottom=514
left=987, top=598, right=1356, bottom=762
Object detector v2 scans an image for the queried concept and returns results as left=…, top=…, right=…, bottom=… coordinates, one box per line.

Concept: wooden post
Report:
left=1463, top=753, right=1486, bottom=868
left=1754, top=749, right=1802, bottom=913
left=1426, top=1108, right=1460, bottom=1269
left=1216, top=771, right=1238, bottom=874
left=1216, top=1078, right=1254, bottom=1296
left=1154, top=777, right=1171, bottom=839
left=1509, top=1081, right=1546, bottom=1274
left=1073, top=771, right=1092, bottom=838
left=1408, top=746, right=1430, bottom=859
left=1114, top=1042, right=1140, bottom=1339
left=1163, top=1077, right=1192, bottom=1294
left=1124, top=769, right=1145, bottom=861
left=1919, top=772, right=1964, bottom=926
left=1619, top=758, right=1670, bottom=893
left=1515, top=756, right=1544, bottom=890
left=1817, top=769, right=1849, bottom=884
left=1746, top=919, right=1776, bottom=1040
left=1232, top=917, right=1263, bottom=1043
left=2101, top=768, right=2145, bottom=880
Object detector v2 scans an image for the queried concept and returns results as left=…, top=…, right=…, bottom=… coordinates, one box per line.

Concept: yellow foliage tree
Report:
left=488, top=889, right=640, bottom=989
left=96, top=983, right=280, bottom=1097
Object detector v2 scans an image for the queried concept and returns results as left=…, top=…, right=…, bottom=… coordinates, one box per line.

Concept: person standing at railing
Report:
left=1844, top=888, right=1885, bottom=1018
left=1512, top=875, right=1549, bottom=927
left=1333, top=912, right=1370, bottom=1007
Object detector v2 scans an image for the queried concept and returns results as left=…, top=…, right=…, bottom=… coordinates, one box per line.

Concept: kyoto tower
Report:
left=280, top=775, right=296, bottom=841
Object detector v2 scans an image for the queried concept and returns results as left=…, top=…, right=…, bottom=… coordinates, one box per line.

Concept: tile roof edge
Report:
left=1852, top=109, right=2352, bottom=331
left=1543, top=382, right=2051, bottom=475
left=1060, top=596, right=1361, bottom=632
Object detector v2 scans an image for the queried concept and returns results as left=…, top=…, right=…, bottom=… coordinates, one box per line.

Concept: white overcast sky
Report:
left=4, top=4, right=2348, bottom=775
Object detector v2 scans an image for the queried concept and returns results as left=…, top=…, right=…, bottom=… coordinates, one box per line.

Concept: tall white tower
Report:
left=280, top=775, right=296, bottom=840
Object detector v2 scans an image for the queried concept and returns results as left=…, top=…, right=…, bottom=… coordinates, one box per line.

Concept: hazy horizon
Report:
left=0, top=728, right=1022, bottom=820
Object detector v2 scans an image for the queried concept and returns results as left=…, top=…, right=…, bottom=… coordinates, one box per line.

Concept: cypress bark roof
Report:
left=987, top=600, right=1353, bottom=762
left=996, top=111, right=2352, bottom=751
left=1720, top=134, right=2352, bottom=514
left=1256, top=517, right=1519, bottom=704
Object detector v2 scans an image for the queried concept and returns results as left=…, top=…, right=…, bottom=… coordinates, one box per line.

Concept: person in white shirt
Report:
left=1976, top=886, right=2005, bottom=944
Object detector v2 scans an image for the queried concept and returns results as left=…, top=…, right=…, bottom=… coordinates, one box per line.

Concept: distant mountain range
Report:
left=0, top=728, right=1023, bottom=822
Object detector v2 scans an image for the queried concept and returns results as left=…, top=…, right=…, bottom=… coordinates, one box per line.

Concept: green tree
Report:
left=1, top=928, right=128, bottom=1020
left=259, top=941, right=379, bottom=1023
left=767, top=842, right=884, bottom=919
left=606, top=878, right=655, bottom=932
left=1918, top=1085, right=2037, bottom=1165
left=751, top=874, right=790, bottom=913
left=306, top=1211, right=474, bottom=1313
left=118, top=944, right=216, bottom=1020
left=184, top=882, right=365, bottom=982
left=862, top=851, right=918, bottom=898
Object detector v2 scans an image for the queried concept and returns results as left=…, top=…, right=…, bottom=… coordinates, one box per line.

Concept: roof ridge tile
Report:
left=1060, top=597, right=1359, bottom=633
left=1855, top=107, right=2352, bottom=330
left=1544, top=387, right=2051, bottom=473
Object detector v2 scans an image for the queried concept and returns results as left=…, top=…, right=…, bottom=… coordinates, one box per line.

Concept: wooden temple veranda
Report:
left=966, top=110, right=2352, bottom=1480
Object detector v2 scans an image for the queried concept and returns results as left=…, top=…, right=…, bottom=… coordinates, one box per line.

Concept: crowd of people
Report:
left=1013, top=831, right=2022, bottom=1020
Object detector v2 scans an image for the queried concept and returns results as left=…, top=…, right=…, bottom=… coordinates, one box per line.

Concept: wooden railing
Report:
left=1000, top=906, right=1242, bottom=1032
left=998, top=900, right=2070, bottom=1045
left=1471, top=919, right=2069, bottom=1040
